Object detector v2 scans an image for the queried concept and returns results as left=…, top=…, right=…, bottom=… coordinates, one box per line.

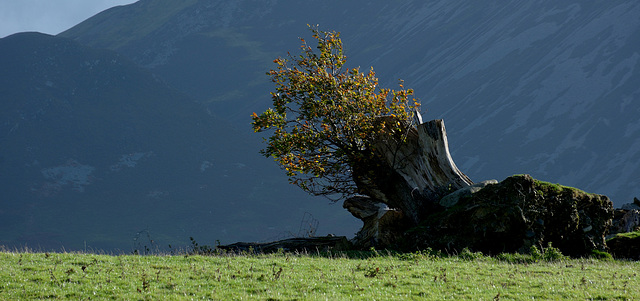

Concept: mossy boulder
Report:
left=406, top=174, right=613, bottom=257
left=607, top=231, right=640, bottom=260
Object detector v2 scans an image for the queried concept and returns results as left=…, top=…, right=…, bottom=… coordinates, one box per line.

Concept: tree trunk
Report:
left=345, top=116, right=473, bottom=247
left=343, top=116, right=613, bottom=256
left=218, top=236, right=351, bottom=253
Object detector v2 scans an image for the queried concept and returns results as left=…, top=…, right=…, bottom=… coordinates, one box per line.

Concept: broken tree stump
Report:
left=343, top=195, right=404, bottom=248
left=345, top=116, right=474, bottom=247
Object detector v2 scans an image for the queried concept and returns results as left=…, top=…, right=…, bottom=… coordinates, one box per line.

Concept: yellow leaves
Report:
left=257, top=25, right=423, bottom=196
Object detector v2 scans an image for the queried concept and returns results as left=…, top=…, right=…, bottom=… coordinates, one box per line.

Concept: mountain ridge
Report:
left=2, top=0, right=637, bottom=251
left=0, top=32, right=356, bottom=251
left=60, top=0, right=640, bottom=204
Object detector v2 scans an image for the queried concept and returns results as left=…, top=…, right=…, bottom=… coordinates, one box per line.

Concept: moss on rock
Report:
left=607, top=231, right=640, bottom=260
left=405, top=174, right=613, bottom=257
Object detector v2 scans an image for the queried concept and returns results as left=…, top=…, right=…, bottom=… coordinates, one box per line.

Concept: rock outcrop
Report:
left=405, top=175, right=613, bottom=256
left=606, top=197, right=640, bottom=259
left=439, top=180, right=498, bottom=208
left=607, top=231, right=640, bottom=260
left=611, top=209, right=640, bottom=234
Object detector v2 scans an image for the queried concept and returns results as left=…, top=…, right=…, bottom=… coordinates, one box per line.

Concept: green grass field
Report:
left=1, top=249, right=638, bottom=300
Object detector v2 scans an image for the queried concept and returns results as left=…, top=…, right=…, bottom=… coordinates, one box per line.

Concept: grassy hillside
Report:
left=1, top=250, right=638, bottom=300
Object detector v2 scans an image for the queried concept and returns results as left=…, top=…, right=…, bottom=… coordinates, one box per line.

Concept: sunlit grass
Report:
left=1, top=250, right=638, bottom=300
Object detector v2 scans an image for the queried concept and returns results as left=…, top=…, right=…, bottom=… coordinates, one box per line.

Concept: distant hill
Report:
left=60, top=0, right=640, bottom=205
left=0, top=32, right=357, bottom=251
left=3, top=0, right=638, bottom=251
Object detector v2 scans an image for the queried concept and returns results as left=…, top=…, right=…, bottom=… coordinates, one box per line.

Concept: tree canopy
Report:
left=252, top=26, right=421, bottom=201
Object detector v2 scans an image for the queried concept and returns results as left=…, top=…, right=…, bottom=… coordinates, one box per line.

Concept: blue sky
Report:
left=0, top=0, right=138, bottom=38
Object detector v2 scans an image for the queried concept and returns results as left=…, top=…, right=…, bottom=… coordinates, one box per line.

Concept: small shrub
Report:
left=397, top=248, right=444, bottom=261
left=589, top=250, right=613, bottom=261
left=541, top=242, right=565, bottom=262
left=529, top=245, right=543, bottom=261
left=458, top=248, right=484, bottom=261
left=364, top=266, right=380, bottom=278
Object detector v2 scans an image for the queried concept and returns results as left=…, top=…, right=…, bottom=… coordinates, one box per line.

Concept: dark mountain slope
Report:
left=0, top=32, right=356, bottom=251
left=60, top=0, right=640, bottom=205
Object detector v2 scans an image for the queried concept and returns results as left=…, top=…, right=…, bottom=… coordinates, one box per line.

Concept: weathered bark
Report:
left=377, top=118, right=473, bottom=196
left=343, top=196, right=404, bottom=248
left=362, top=116, right=473, bottom=219
left=345, top=116, right=474, bottom=247
left=369, top=117, right=473, bottom=223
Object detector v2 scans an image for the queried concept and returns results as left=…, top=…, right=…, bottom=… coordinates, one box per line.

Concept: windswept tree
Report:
left=253, top=26, right=473, bottom=247
left=251, top=28, right=612, bottom=255
left=252, top=26, right=420, bottom=202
